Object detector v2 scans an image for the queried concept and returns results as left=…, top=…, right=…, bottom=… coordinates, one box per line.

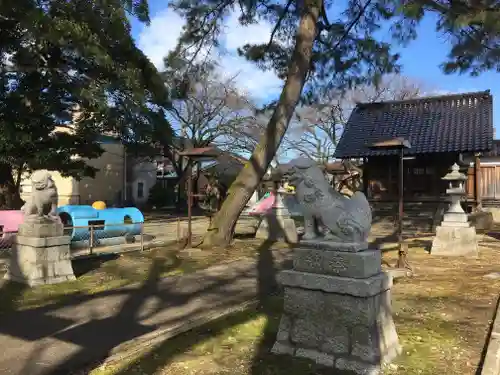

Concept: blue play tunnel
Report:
left=56, top=205, right=144, bottom=242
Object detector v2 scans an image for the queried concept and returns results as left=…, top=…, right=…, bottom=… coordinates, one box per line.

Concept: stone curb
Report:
left=481, top=294, right=500, bottom=375
left=93, top=298, right=260, bottom=369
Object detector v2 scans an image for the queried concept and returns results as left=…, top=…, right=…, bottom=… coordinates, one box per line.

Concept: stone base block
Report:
left=4, top=235, right=76, bottom=286
left=271, top=242, right=400, bottom=374
left=255, top=214, right=298, bottom=244
left=293, top=246, right=381, bottom=279
left=18, top=218, right=64, bottom=238
left=300, top=239, right=369, bottom=253
left=278, top=270, right=392, bottom=297
left=440, top=221, right=470, bottom=228
left=272, top=281, right=401, bottom=375
left=431, top=225, right=478, bottom=257
left=442, top=212, right=468, bottom=223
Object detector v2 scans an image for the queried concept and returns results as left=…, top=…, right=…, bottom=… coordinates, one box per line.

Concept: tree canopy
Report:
left=0, top=0, right=172, bottom=208
left=168, top=0, right=499, bottom=98
left=170, top=0, right=406, bottom=101
left=401, top=0, right=500, bottom=76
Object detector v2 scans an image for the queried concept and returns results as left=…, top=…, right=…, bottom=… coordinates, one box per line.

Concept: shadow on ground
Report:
left=0, top=236, right=295, bottom=375
left=72, top=254, right=121, bottom=277
left=101, top=238, right=354, bottom=375
left=0, top=185, right=486, bottom=375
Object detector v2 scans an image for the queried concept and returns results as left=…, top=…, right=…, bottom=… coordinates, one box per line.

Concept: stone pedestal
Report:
left=431, top=225, right=478, bottom=257
left=4, top=219, right=76, bottom=286
left=272, top=240, right=401, bottom=374
left=256, top=189, right=298, bottom=244
left=431, top=192, right=478, bottom=257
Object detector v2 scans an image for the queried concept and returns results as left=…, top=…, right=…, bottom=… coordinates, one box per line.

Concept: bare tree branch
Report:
left=165, top=71, right=257, bottom=177
left=283, top=74, right=429, bottom=164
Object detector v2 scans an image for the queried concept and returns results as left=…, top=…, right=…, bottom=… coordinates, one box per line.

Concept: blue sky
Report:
left=393, top=15, right=497, bottom=120
left=386, top=15, right=498, bottom=132
left=130, top=3, right=499, bottom=135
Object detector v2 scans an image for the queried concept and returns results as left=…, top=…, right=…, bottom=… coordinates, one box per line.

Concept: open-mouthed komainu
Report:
left=21, top=170, right=59, bottom=221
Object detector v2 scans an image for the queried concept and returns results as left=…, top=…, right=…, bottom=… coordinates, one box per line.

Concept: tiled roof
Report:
left=172, top=137, right=248, bottom=162
left=334, top=90, right=493, bottom=158
left=178, top=147, right=218, bottom=157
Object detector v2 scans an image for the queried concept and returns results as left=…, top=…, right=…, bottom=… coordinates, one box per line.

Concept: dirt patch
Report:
left=90, top=245, right=500, bottom=375
left=383, top=244, right=500, bottom=374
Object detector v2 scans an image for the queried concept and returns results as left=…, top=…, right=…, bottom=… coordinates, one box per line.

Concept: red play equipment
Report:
left=247, top=192, right=276, bottom=216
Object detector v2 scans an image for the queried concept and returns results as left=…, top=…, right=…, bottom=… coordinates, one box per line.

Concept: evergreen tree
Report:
left=168, top=0, right=500, bottom=247
left=401, top=0, right=500, bottom=75
left=0, top=0, right=172, bottom=208
left=168, top=0, right=411, bottom=246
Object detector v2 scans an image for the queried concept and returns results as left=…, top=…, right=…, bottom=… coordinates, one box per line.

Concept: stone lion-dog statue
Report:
left=22, top=170, right=59, bottom=222
left=284, top=157, right=372, bottom=243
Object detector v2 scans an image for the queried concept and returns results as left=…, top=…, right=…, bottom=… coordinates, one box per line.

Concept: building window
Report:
left=410, top=167, right=435, bottom=176
left=137, top=182, right=144, bottom=198
left=412, top=167, right=426, bottom=175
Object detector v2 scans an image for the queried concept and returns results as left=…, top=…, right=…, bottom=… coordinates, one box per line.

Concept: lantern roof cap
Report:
left=442, top=163, right=467, bottom=181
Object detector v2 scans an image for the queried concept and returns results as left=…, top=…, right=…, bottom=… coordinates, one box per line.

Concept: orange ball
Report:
left=92, top=201, right=107, bottom=210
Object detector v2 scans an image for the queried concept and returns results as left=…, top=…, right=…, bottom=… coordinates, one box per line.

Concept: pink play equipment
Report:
left=0, top=210, right=23, bottom=242
left=248, top=192, right=276, bottom=216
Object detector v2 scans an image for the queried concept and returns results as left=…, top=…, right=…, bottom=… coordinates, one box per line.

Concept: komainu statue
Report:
left=22, top=170, right=59, bottom=222
left=285, top=157, right=372, bottom=243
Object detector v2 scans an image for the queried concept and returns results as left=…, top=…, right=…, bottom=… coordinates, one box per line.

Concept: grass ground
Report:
left=88, top=242, right=500, bottom=375
left=0, top=238, right=289, bottom=314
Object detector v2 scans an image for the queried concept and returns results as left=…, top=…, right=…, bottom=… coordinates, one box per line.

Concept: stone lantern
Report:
left=441, top=163, right=468, bottom=224
left=431, top=163, right=478, bottom=257
left=255, top=177, right=298, bottom=244
left=274, top=186, right=291, bottom=217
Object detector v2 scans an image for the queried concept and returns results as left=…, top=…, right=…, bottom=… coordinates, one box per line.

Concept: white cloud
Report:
left=218, top=54, right=282, bottom=98
left=136, top=9, right=282, bottom=100
left=223, top=12, right=273, bottom=50
left=136, top=10, right=185, bottom=69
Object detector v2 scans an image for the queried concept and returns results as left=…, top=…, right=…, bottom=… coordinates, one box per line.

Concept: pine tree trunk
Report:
left=0, top=163, right=23, bottom=209
left=202, top=0, right=322, bottom=247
